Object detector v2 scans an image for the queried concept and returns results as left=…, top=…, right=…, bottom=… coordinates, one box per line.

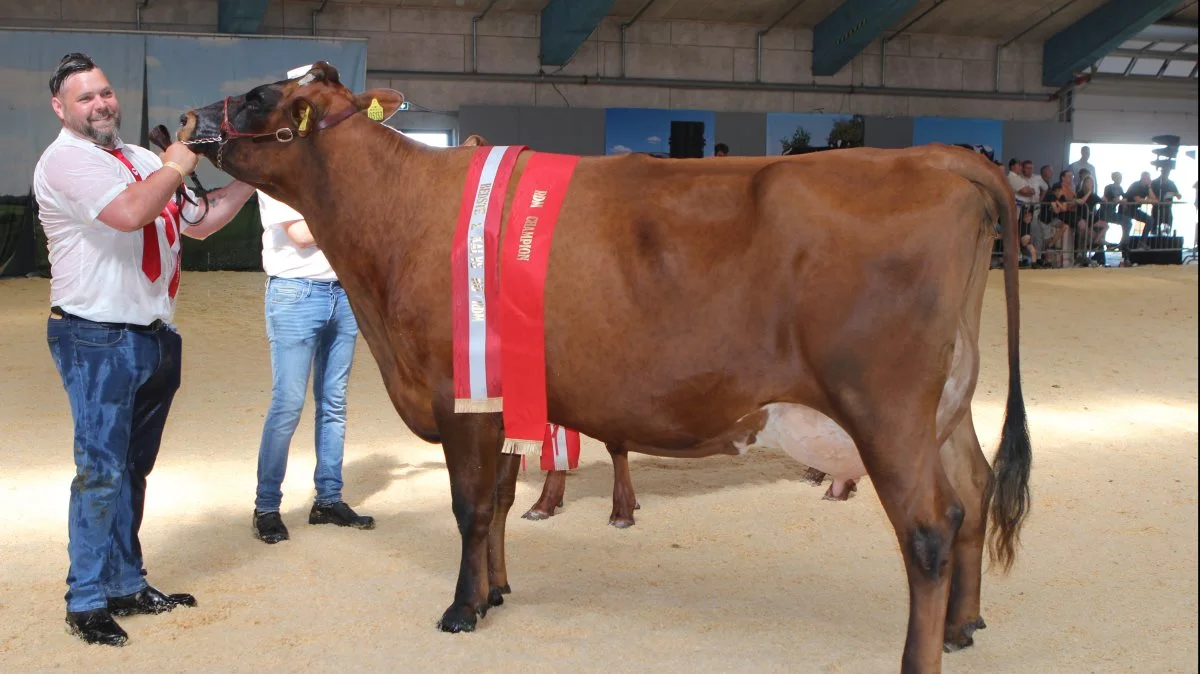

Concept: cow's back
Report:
left=538, top=147, right=992, bottom=445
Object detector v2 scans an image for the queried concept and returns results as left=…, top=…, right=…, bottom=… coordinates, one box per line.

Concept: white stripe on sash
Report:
left=466, top=146, right=509, bottom=400
left=553, top=424, right=570, bottom=471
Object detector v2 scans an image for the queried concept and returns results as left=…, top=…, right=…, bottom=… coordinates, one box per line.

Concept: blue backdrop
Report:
left=912, top=116, right=1004, bottom=157
left=604, top=107, right=716, bottom=158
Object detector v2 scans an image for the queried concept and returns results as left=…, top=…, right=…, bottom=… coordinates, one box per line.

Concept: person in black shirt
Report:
left=1150, top=168, right=1181, bottom=234
left=1036, top=171, right=1077, bottom=266
left=1076, top=168, right=1106, bottom=265
left=1102, top=172, right=1132, bottom=265
left=1124, top=172, right=1158, bottom=237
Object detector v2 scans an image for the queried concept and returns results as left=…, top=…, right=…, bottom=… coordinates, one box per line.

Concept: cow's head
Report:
left=177, top=61, right=404, bottom=185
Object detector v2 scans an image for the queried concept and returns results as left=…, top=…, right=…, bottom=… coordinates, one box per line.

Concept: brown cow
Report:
left=461, top=136, right=846, bottom=527
left=177, top=62, right=1031, bottom=673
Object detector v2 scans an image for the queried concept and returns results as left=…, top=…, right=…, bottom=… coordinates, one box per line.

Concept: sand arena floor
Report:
left=0, top=267, right=1196, bottom=673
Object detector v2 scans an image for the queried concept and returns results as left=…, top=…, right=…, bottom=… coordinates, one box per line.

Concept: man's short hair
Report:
left=50, top=52, right=97, bottom=96
left=714, top=142, right=729, bottom=154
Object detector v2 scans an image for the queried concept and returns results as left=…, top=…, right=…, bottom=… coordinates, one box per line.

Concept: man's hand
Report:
left=159, top=142, right=199, bottom=176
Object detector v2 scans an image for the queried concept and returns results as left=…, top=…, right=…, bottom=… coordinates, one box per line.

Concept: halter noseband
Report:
left=183, top=95, right=364, bottom=170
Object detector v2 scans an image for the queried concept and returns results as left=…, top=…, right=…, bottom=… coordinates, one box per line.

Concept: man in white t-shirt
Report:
left=251, top=65, right=374, bottom=546
left=1068, top=146, right=1096, bottom=191
left=1008, top=160, right=1037, bottom=207
left=1029, top=164, right=1050, bottom=201
left=33, top=52, right=256, bottom=647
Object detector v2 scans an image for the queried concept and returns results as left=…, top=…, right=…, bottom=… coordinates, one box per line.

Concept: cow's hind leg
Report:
left=487, top=453, right=522, bottom=606
left=609, top=443, right=640, bottom=528
left=940, top=410, right=990, bottom=652
left=522, top=470, right=566, bottom=520
left=433, top=403, right=503, bottom=633
left=849, top=405, right=961, bottom=673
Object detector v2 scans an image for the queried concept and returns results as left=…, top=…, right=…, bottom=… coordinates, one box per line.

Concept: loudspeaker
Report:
left=1128, top=236, right=1184, bottom=265
left=669, top=121, right=706, bottom=159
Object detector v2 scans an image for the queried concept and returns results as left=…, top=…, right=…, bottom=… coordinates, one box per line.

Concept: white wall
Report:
left=1072, top=79, right=1199, bottom=146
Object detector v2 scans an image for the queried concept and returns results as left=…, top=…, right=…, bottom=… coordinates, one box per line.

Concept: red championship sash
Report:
left=451, top=146, right=584, bottom=470
left=452, top=145, right=524, bottom=413
left=542, top=423, right=581, bottom=471
left=521, top=424, right=582, bottom=472
left=498, top=152, right=581, bottom=456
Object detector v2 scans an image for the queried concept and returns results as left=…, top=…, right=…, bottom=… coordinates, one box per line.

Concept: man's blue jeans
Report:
left=255, top=277, right=358, bottom=513
left=47, top=312, right=181, bottom=613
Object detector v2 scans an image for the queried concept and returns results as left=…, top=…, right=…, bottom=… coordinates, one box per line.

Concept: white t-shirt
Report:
left=1029, top=175, right=1049, bottom=200
left=1007, top=171, right=1035, bottom=204
left=32, top=127, right=202, bottom=326
left=257, top=191, right=337, bottom=281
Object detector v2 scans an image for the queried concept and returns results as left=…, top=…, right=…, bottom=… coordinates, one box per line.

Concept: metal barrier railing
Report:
left=994, top=199, right=1196, bottom=269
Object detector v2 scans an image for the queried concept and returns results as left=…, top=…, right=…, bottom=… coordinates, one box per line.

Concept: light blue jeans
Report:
left=255, top=277, right=358, bottom=513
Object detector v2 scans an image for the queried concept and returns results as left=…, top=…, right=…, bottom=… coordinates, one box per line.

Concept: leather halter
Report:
left=186, top=94, right=365, bottom=170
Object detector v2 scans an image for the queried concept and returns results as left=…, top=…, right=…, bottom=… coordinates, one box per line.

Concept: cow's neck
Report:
left=265, top=123, right=453, bottom=440
left=278, top=122, right=433, bottom=241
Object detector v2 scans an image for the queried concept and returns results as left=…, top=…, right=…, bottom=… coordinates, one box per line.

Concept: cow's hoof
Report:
left=940, top=633, right=969, bottom=652
left=487, top=585, right=510, bottom=607
left=436, top=605, right=479, bottom=633
left=522, top=508, right=553, bottom=521
left=943, top=616, right=986, bottom=653
left=609, top=516, right=635, bottom=529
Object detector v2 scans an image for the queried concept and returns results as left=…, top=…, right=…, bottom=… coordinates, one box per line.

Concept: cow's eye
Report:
left=246, top=90, right=264, bottom=109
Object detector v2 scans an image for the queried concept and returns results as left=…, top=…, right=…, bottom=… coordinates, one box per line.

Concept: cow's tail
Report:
left=951, top=149, right=1032, bottom=574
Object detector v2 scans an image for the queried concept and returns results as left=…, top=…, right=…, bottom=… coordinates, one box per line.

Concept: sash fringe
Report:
left=454, top=398, right=503, bottom=414
left=502, top=438, right=543, bottom=456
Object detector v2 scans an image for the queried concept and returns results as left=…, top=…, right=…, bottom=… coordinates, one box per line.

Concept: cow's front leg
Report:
left=523, top=469, right=566, bottom=520
left=434, top=403, right=503, bottom=633
left=487, top=453, right=521, bottom=606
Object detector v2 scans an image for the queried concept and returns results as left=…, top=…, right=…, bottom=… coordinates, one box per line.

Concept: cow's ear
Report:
left=353, top=88, right=405, bottom=124
left=289, top=96, right=320, bottom=136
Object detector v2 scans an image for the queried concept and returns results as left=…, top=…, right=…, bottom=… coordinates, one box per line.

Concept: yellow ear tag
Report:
left=298, top=106, right=310, bottom=133
left=366, top=98, right=385, bottom=121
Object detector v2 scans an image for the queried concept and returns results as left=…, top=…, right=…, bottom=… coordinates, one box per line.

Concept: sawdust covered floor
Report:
left=0, top=266, right=1196, bottom=673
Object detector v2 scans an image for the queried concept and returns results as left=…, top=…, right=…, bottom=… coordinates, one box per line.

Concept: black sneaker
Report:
left=252, top=510, right=289, bottom=544
left=308, top=501, right=375, bottom=529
